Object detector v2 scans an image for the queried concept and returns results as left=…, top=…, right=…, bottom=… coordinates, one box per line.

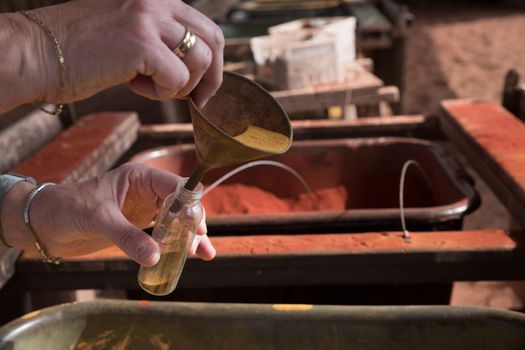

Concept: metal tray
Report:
left=1, top=300, right=524, bottom=349
left=131, top=137, right=478, bottom=234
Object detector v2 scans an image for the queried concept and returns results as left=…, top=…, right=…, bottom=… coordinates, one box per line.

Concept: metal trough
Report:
left=1, top=300, right=524, bottom=350
left=131, top=137, right=478, bottom=233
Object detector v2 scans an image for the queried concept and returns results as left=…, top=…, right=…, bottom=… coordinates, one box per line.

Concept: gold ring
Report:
left=173, top=29, right=196, bottom=59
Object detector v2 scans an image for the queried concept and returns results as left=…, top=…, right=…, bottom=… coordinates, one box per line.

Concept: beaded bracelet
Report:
left=20, top=10, right=65, bottom=116
left=23, top=182, right=61, bottom=264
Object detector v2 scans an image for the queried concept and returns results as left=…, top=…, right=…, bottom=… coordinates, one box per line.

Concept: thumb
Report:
left=96, top=208, right=160, bottom=267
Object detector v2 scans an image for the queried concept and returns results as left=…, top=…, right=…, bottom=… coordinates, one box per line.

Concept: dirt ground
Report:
left=404, top=3, right=525, bottom=309
left=405, top=4, right=525, bottom=115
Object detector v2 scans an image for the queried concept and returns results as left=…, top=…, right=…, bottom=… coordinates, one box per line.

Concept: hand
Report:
left=11, top=0, right=224, bottom=108
left=2, top=163, right=215, bottom=266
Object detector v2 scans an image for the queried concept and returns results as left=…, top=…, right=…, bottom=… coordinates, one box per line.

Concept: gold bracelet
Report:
left=20, top=10, right=65, bottom=117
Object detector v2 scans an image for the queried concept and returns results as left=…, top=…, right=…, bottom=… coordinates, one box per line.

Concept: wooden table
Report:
left=225, top=59, right=400, bottom=118
left=6, top=229, right=525, bottom=292
left=222, top=0, right=412, bottom=113
left=270, top=63, right=398, bottom=118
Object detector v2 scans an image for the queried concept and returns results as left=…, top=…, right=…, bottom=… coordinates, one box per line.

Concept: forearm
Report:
left=0, top=13, right=43, bottom=113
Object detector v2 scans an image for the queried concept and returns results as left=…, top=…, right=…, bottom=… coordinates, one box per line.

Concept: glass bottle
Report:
left=138, top=180, right=203, bottom=296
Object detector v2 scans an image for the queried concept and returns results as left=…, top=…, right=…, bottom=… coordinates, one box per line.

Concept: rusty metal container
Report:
left=1, top=300, right=525, bottom=349
left=131, top=137, right=478, bottom=233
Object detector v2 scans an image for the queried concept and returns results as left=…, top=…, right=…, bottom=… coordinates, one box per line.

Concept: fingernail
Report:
left=149, top=251, right=161, bottom=266
left=208, top=246, right=217, bottom=261
left=190, top=237, right=198, bottom=255
left=138, top=244, right=159, bottom=266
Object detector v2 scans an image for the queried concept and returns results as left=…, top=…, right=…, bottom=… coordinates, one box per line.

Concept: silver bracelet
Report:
left=23, top=182, right=61, bottom=265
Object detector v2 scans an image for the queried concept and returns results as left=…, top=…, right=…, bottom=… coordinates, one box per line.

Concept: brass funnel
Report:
left=184, top=71, right=292, bottom=190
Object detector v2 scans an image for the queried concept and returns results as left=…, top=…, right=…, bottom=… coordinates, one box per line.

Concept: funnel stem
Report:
left=166, top=166, right=206, bottom=214
left=185, top=166, right=206, bottom=191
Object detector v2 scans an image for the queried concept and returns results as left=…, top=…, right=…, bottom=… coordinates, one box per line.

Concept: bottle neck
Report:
left=177, top=179, right=203, bottom=205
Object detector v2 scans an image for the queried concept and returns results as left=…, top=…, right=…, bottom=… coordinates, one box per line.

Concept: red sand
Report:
left=203, top=183, right=348, bottom=215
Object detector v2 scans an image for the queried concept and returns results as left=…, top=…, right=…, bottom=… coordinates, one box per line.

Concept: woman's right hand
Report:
left=6, top=0, right=224, bottom=110
left=2, top=163, right=215, bottom=266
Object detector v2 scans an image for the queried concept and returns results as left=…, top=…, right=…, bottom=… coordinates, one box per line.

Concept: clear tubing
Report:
left=399, top=159, right=432, bottom=242
left=203, top=160, right=318, bottom=209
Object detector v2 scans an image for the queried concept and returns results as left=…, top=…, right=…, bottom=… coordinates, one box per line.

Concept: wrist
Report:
left=0, top=13, right=47, bottom=112
left=18, top=7, right=70, bottom=109
left=1, top=181, right=36, bottom=249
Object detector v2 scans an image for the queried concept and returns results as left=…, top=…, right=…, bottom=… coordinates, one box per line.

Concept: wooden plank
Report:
left=56, top=230, right=522, bottom=259
left=440, top=99, right=525, bottom=228
left=0, top=107, right=62, bottom=173
left=271, top=65, right=384, bottom=113
left=223, top=59, right=387, bottom=114
left=11, top=112, right=140, bottom=184
left=137, top=115, right=437, bottom=143
left=9, top=229, right=525, bottom=291
left=352, top=85, right=399, bottom=105
left=291, top=114, right=425, bottom=128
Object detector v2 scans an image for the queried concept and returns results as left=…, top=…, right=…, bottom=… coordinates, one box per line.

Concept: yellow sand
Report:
left=233, top=125, right=289, bottom=153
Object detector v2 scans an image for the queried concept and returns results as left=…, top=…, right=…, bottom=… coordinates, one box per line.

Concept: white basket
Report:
left=251, top=32, right=340, bottom=90
left=269, top=16, right=356, bottom=77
